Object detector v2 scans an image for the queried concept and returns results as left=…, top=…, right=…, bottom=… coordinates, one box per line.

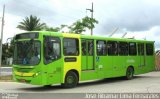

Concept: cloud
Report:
left=149, top=26, right=160, bottom=36
left=1, top=0, right=160, bottom=31
left=0, top=0, right=160, bottom=50
left=0, top=13, right=25, bottom=43
left=93, top=0, right=160, bottom=34
left=126, top=26, right=160, bottom=50
left=1, top=0, right=56, bottom=17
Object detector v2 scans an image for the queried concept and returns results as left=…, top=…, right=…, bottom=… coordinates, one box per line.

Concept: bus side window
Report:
left=88, top=41, right=94, bottom=55
left=82, top=40, right=87, bottom=55
left=107, top=41, right=118, bottom=56
left=44, top=36, right=61, bottom=64
left=138, top=43, right=144, bottom=55
left=129, top=42, right=137, bottom=55
left=96, top=40, right=107, bottom=55
left=146, top=43, right=153, bottom=55
left=63, top=38, right=79, bottom=56
left=118, top=42, right=128, bottom=56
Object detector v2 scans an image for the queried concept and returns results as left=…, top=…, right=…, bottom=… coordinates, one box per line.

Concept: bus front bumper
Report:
left=13, top=71, right=44, bottom=85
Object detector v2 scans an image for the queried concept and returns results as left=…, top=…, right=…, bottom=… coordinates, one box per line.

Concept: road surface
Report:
left=0, top=71, right=160, bottom=99
left=0, top=71, right=160, bottom=93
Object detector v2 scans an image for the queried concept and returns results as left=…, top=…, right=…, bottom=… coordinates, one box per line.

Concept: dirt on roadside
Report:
left=156, top=55, right=160, bottom=71
left=0, top=75, right=13, bottom=82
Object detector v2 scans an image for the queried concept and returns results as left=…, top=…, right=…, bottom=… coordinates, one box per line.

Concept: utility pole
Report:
left=86, top=2, right=93, bottom=35
left=0, top=5, right=5, bottom=67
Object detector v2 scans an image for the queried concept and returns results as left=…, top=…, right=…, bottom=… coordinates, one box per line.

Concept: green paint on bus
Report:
left=12, top=31, right=155, bottom=88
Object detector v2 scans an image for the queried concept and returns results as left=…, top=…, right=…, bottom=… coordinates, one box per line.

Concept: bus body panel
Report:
left=62, top=33, right=81, bottom=83
left=12, top=31, right=155, bottom=86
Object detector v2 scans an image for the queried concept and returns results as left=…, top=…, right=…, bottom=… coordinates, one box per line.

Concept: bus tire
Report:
left=125, top=67, right=134, bottom=80
left=62, top=71, right=78, bottom=88
left=44, top=85, right=52, bottom=88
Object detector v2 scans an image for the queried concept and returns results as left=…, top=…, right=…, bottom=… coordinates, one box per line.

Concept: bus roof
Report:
left=16, top=31, right=154, bottom=43
left=80, top=34, right=154, bottom=43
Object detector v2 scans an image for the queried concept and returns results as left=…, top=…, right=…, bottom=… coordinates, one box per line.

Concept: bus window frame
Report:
left=96, top=40, right=107, bottom=56
left=63, top=38, right=79, bottom=56
left=43, top=36, right=61, bottom=65
left=118, top=41, right=129, bottom=56
left=107, top=41, right=118, bottom=56
left=146, top=43, right=154, bottom=56
left=129, top=42, right=137, bottom=56
left=138, top=43, right=145, bottom=56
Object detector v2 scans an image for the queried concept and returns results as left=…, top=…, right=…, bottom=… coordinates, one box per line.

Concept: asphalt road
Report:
left=0, top=71, right=160, bottom=93
left=0, top=71, right=160, bottom=99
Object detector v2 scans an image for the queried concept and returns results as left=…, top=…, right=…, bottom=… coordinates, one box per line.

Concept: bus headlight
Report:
left=33, top=72, right=40, bottom=77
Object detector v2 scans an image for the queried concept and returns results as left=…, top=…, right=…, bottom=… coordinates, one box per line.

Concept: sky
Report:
left=0, top=0, right=160, bottom=50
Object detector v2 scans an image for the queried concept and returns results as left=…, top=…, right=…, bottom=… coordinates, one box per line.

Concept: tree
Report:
left=17, top=15, right=46, bottom=31
left=2, top=39, right=14, bottom=65
left=70, top=16, right=98, bottom=34
left=17, top=15, right=98, bottom=34
left=70, top=20, right=85, bottom=33
left=60, top=24, right=67, bottom=29
left=44, top=25, right=60, bottom=32
left=82, top=16, right=98, bottom=30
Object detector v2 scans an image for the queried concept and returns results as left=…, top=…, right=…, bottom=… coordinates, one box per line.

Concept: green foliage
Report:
left=2, top=44, right=8, bottom=60
left=70, top=20, right=85, bottom=33
left=60, top=24, right=68, bottom=30
left=44, top=25, right=60, bottom=32
left=17, top=15, right=46, bottom=31
left=2, top=45, right=11, bottom=61
left=17, top=15, right=98, bottom=34
left=82, top=16, right=98, bottom=29
left=70, top=16, right=98, bottom=34
left=2, top=39, right=14, bottom=59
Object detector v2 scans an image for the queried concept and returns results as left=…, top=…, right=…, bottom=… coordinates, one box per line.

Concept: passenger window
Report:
left=129, top=42, right=137, bottom=55
left=63, top=38, right=79, bottom=56
left=44, top=36, right=61, bottom=64
left=96, top=40, right=107, bottom=55
left=107, top=41, right=118, bottom=56
left=81, top=40, right=87, bottom=55
left=88, top=40, right=94, bottom=55
left=138, top=43, right=144, bottom=55
left=119, top=42, right=128, bottom=55
left=146, top=43, right=153, bottom=55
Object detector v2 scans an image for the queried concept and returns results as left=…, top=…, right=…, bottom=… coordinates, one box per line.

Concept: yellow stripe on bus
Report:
left=15, top=71, right=34, bottom=77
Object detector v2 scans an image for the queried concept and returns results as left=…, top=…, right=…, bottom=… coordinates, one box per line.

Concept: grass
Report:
left=0, top=75, right=13, bottom=82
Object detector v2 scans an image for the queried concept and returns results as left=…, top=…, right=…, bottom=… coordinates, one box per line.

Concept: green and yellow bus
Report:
left=12, top=31, right=155, bottom=88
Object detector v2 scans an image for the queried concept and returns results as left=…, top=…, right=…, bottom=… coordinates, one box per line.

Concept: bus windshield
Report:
left=13, top=40, right=41, bottom=65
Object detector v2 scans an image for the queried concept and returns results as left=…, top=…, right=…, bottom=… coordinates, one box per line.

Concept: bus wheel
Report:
left=44, top=85, right=52, bottom=88
left=125, top=67, right=134, bottom=80
left=63, top=71, right=78, bottom=88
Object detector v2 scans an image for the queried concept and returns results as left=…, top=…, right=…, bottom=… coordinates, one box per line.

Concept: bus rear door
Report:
left=138, top=43, right=145, bottom=67
left=81, top=39, right=94, bottom=70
